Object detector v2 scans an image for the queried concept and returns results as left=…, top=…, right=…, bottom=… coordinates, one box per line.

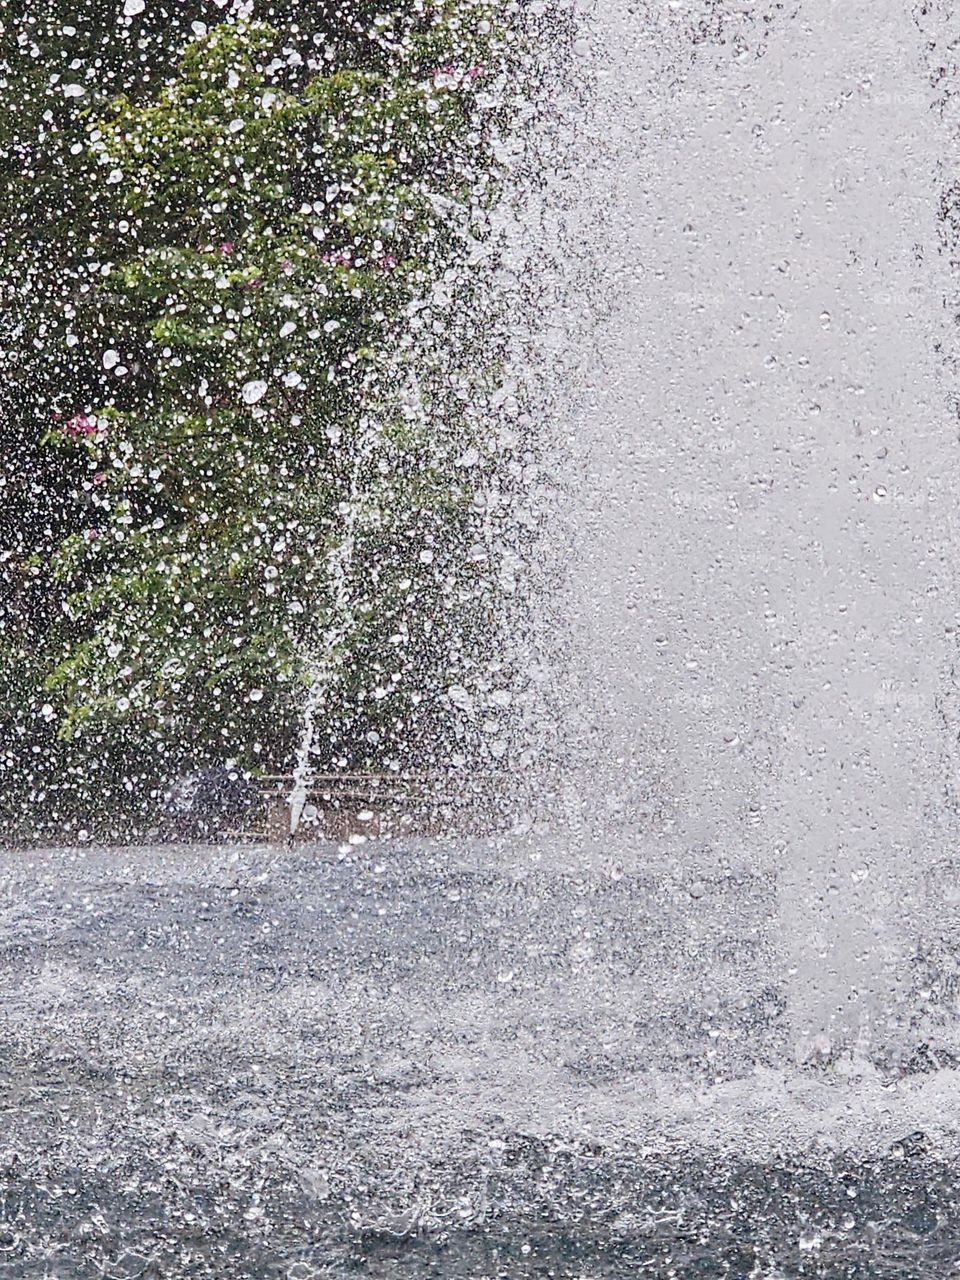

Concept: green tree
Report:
left=1, top=3, right=515, bottom=835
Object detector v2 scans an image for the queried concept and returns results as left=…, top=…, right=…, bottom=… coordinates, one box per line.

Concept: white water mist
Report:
left=562, top=0, right=959, bottom=1059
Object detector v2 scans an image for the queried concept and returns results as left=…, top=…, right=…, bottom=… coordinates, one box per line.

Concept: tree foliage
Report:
left=0, top=1, right=521, bottom=837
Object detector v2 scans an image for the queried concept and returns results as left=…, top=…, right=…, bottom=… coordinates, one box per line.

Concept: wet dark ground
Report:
left=2, top=841, right=960, bottom=1277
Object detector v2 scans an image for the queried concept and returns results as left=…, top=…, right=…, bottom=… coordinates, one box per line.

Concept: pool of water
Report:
left=3, top=843, right=960, bottom=1278
left=3, top=1144, right=959, bottom=1277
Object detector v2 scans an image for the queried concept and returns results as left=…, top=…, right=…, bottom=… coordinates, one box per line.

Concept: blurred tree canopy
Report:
left=0, top=0, right=527, bottom=838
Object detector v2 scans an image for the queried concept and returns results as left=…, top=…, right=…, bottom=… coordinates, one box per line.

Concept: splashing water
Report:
left=289, top=459, right=363, bottom=835
left=561, top=0, right=960, bottom=1063
left=288, top=666, right=329, bottom=837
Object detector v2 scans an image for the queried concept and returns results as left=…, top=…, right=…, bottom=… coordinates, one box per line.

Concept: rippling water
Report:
left=351, top=1152, right=960, bottom=1279
left=5, top=1138, right=960, bottom=1276
left=4, top=842, right=960, bottom=1277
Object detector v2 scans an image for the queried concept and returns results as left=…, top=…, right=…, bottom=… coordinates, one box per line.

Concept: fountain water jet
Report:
left=565, top=0, right=959, bottom=1060
left=289, top=457, right=363, bottom=835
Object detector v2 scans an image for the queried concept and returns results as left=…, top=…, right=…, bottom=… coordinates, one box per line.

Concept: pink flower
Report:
left=219, top=241, right=234, bottom=255
left=432, top=64, right=484, bottom=88
left=321, top=250, right=353, bottom=267
left=245, top=277, right=262, bottom=290
left=377, top=255, right=399, bottom=270
left=93, top=472, right=106, bottom=485
left=85, top=529, right=99, bottom=542
left=281, top=259, right=294, bottom=272
left=64, top=414, right=98, bottom=438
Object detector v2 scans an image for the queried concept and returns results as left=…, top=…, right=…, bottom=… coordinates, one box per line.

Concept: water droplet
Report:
left=241, top=379, right=268, bottom=405
left=799, top=1227, right=822, bottom=1251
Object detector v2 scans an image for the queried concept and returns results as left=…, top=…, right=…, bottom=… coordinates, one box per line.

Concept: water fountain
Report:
left=567, top=0, right=959, bottom=1063
left=8, top=2, right=960, bottom=1275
